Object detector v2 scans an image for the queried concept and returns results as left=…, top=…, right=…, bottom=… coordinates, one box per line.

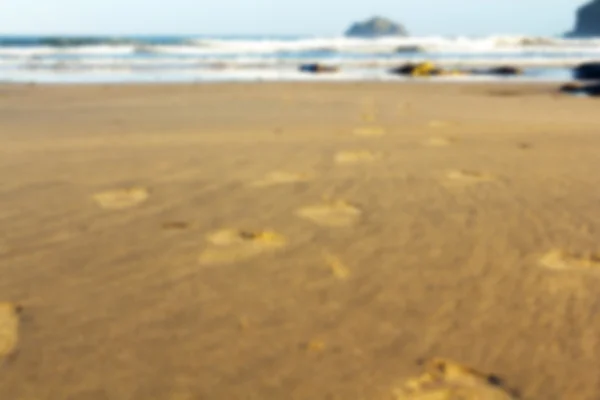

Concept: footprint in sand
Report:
left=162, top=221, right=190, bottom=231
left=425, top=136, right=457, bottom=147
left=394, top=358, right=519, bottom=400
left=323, top=252, right=350, bottom=280
left=442, top=170, right=495, bottom=187
left=335, top=150, right=380, bottom=164
left=296, top=201, right=361, bottom=227
left=361, top=111, right=377, bottom=123
left=517, top=142, right=533, bottom=150
left=353, top=126, right=386, bottom=137
left=539, top=250, right=600, bottom=273
left=93, top=187, right=149, bottom=210
left=303, top=339, right=326, bottom=353
left=198, top=229, right=286, bottom=265
left=428, top=120, right=456, bottom=129
left=248, top=171, right=312, bottom=187
left=0, top=302, right=21, bottom=360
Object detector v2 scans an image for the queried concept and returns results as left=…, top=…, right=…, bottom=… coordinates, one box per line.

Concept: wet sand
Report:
left=0, top=82, right=600, bottom=399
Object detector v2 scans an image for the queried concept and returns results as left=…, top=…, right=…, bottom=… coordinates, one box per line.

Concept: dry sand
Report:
left=0, top=82, right=600, bottom=399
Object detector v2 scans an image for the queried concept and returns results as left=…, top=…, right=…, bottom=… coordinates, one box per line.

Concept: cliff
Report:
left=567, top=0, right=600, bottom=37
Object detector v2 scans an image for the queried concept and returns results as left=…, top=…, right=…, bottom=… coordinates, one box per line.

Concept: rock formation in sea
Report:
left=567, top=0, right=600, bottom=37
left=345, top=16, right=408, bottom=38
left=572, top=62, right=600, bottom=80
left=389, top=62, right=523, bottom=78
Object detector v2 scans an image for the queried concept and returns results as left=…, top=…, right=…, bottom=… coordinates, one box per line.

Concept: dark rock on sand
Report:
left=390, top=62, right=522, bottom=78
left=390, top=62, right=443, bottom=77
left=559, top=82, right=584, bottom=93
left=559, top=81, right=600, bottom=96
left=299, top=64, right=339, bottom=74
left=578, top=84, right=600, bottom=95
left=469, top=66, right=523, bottom=76
left=345, top=16, right=408, bottom=38
left=389, top=63, right=417, bottom=75
left=486, top=66, right=523, bottom=76
left=567, top=0, right=600, bottom=37
left=573, top=62, right=600, bottom=80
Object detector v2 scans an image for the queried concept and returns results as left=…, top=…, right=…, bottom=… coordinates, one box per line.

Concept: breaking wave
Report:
left=0, top=34, right=597, bottom=83
left=2, top=35, right=600, bottom=57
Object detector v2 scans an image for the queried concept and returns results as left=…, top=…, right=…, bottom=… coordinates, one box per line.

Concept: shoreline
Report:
left=0, top=73, right=576, bottom=85
left=0, top=80, right=572, bottom=90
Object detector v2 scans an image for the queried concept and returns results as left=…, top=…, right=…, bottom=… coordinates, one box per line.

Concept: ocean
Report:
left=1, top=34, right=599, bottom=84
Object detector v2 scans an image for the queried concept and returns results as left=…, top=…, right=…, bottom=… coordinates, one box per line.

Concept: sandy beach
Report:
left=1, top=82, right=600, bottom=399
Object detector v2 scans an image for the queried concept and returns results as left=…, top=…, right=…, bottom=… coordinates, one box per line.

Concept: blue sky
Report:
left=0, top=0, right=587, bottom=36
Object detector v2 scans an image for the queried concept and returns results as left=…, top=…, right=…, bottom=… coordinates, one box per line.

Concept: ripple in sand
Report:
left=199, top=229, right=286, bottom=265
left=93, top=187, right=149, bottom=210
left=443, top=170, right=495, bottom=187
left=0, top=302, right=21, bottom=360
left=353, top=126, right=386, bottom=137
left=248, top=171, right=312, bottom=187
left=539, top=250, right=600, bottom=273
left=394, top=358, right=519, bottom=400
left=334, top=150, right=380, bottom=164
left=296, top=201, right=361, bottom=227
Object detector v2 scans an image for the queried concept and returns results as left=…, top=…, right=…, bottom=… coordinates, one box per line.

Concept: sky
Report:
left=0, top=0, right=589, bottom=36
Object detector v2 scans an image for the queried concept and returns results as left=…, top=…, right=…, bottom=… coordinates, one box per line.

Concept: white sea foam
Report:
left=0, top=34, right=596, bottom=83
left=3, top=35, right=600, bottom=58
left=0, top=67, right=572, bottom=85
left=188, top=36, right=600, bottom=54
left=0, top=55, right=594, bottom=72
